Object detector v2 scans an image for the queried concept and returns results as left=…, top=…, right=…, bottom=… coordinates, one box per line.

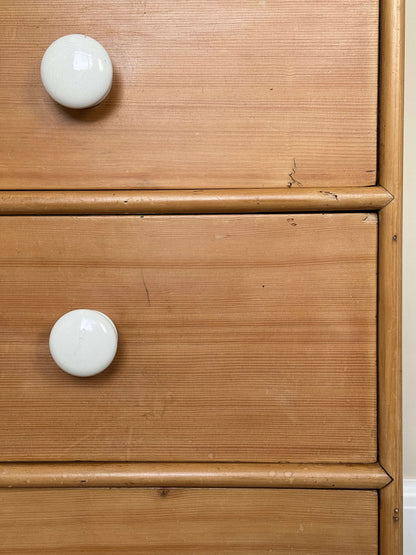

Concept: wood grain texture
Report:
left=0, top=0, right=378, bottom=190
left=0, top=488, right=378, bottom=554
left=0, top=187, right=393, bottom=215
left=378, top=0, right=404, bottom=553
left=0, top=462, right=391, bottom=490
left=0, top=214, right=377, bottom=462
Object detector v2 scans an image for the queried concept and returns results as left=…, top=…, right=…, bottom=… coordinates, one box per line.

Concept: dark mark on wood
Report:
left=141, top=269, right=151, bottom=306
left=288, top=158, right=303, bottom=188
left=159, top=488, right=169, bottom=497
left=320, top=191, right=339, bottom=201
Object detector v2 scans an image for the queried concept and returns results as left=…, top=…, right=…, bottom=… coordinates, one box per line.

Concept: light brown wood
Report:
left=0, top=0, right=404, bottom=551
left=0, top=0, right=378, bottom=190
left=0, top=187, right=393, bottom=215
left=0, top=488, right=378, bottom=554
left=378, top=0, right=404, bottom=553
left=0, top=213, right=377, bottom=462
left=0, top=462, right=391, bottom=490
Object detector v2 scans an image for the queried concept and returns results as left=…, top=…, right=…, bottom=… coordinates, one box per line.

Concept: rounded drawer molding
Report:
left=41, top=34, right=113, bottom=109
left=49, top=309, right=118, bottom=377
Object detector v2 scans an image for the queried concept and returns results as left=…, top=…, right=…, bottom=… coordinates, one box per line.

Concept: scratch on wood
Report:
left=141, top=269, right=151, bottom=306
left=288, top=158, right=303, bottom=188
left=320, top=190, right=339, bottom=201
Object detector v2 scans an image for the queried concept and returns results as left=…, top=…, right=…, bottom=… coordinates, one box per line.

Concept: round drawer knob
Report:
left=49, top=309, right=118, bottom=377
left=41, top=34, right=113, bottom=109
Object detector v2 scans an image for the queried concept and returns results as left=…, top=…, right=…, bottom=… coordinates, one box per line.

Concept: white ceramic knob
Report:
left=41, top=34, right=113, bottom=109
left=49, top=309, right=118, bottom=377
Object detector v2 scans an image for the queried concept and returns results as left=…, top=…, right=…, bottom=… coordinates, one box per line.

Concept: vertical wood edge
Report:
left=378, top=0, right=404, bottom=553
left=379, top=202, right=403, bottom=554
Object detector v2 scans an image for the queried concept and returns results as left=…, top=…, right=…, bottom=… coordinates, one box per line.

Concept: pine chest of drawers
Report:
left=0, top=1, right=403, bottom=553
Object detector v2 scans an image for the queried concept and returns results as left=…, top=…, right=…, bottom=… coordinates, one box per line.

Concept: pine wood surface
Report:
left=0, top=0, right=404, bottom=552
left=0, top=213, right=377, bottom=462
left=378, top=0, right=404, bottom=552
left=0, top=488, right=378, bottom=554
left=0, top=186, right=393, bottom=215
left=0, top=462, right=391, bottom=490
left=0, top=0, right=378, bottom=190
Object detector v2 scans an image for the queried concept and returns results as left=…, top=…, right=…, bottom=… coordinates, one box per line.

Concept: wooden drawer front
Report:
left=0, top=1, right=378, bottom=190
left=0, top=488, right=378, bottom=554
left=0, top=214, right=377, bottom=462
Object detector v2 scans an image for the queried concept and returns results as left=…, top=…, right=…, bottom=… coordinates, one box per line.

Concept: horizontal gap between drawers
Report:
left=0, top=186, right=392, bottom=215
left=0, top=462, right=391, bottom=490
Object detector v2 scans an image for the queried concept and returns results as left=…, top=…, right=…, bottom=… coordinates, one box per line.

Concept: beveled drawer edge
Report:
left=0, top=462, right=391, bottom=490
left=0, top=186, right=392, bottom=215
